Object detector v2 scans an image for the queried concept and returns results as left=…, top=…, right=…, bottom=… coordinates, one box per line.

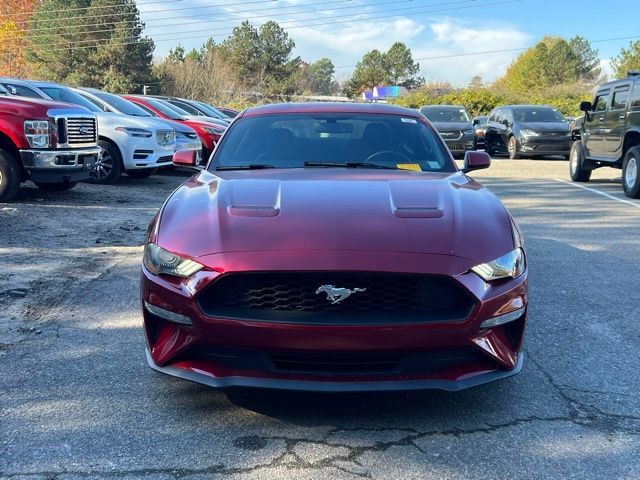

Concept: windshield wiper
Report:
left=216, top=164, right=275, bottom=171
left=304, top=161, right=397, bottom=170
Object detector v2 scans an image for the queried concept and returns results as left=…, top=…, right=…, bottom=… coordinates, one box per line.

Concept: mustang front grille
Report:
left=197, top=272, right=476, bottom=324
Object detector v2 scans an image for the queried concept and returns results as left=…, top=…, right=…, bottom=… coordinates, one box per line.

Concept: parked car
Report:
left=151, top=96, right=232, bottom=122
left=123, top=95, right=225, bottom=160
left=472, top=115, right=488, bottom=150
left=0, top=83, right=99, bottom=201
left=141, top=102, right=528, bottom=392
left=72, top=87, right=203, bottom=165
left=419, top=105, right=475, bottom=157
left=570, top=71, right=640, bottom=198
left=217, top=107, right=239, bottom=118
left=484, top=105, right=571, bottom=159
left=0, top=79, right=177, bottom=184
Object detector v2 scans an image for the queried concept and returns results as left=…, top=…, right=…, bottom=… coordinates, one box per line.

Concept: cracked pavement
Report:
left=1, top=161, right=639, bottom=479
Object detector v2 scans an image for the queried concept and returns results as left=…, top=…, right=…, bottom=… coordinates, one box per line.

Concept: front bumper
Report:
left=120, top=138, right=175, bottom=170
left=141, top=250, right=528, bottom=392
left=519, top=136, right=572, bottom=156
left=20, top=147, right=99, bottom=183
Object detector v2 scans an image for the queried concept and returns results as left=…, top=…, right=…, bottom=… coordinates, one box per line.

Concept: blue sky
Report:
left=138, top=0, right=640, bottom=85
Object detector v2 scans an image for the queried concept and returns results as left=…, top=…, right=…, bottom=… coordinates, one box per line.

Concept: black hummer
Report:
left=570, top=71, right=640, bottom=198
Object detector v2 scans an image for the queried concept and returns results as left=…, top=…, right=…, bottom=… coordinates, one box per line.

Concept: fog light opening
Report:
left=144, top=301, right=192, bottom=325
left=480, top=307, right=525, bottom=330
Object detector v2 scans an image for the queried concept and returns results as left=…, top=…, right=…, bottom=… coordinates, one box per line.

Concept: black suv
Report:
left=570, top=71, right=640, bottom=198
left=420, top=105, right=475, bottom=157
left=485, top=105, right=571, bottom=159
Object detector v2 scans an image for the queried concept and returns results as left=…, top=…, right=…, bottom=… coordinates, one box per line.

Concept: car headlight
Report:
left=203, top=126, right=225, bottom=134
left=24, top=120, right=50, bottom=148
left=115, top=126, right=152, bottom=138
left=143, top=243, right=204, bottom=278
left=471, top=248, right=525, bottom=282
left=520, top=129, right=539, bottom=137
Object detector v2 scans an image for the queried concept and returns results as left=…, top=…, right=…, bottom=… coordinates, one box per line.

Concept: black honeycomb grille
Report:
left=197, top=272, right=476, bottom=324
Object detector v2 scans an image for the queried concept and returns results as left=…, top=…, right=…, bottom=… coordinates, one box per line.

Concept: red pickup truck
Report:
left=0, top=85, right=100, bottom=201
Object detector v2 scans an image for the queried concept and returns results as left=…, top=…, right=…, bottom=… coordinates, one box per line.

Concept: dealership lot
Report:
left=1, top=160, right=639, bottom=479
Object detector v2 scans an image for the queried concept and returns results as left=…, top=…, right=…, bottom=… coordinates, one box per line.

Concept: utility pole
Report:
left=143, top=85, right=148, bottom=95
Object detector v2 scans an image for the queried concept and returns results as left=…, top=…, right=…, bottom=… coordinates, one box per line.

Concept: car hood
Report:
left=157, top=169, right=514, bottom=263
left=518, top=121, right=569, bottom=133
left=430, top=121, right=473, bottom=133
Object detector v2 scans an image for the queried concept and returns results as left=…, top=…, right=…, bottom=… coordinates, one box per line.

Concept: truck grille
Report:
left=64, top=117, right=97, bottom=145
left=197, top=272, right=476, bottom=325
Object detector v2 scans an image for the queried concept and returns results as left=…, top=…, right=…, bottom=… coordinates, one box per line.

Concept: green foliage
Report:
left=345, top=43, right=423, bottom=97
left=612, top=40, right=640, bottom=79
left=26, top=0, right=154, bottom=92
left=499, top=36, right=600, bottom=93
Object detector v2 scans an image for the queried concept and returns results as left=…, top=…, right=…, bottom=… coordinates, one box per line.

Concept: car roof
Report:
left=421, top=105, right=465, bottom=109
left=243, top=102, right=423, bottom=118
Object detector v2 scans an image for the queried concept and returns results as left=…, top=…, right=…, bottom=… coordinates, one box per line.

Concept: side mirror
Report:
left=463, top=151, right=491, bottom=173
left=580, top=101, right=592, bottom=113
left=501, top=119, right=510, bottom=126
left=172, top=149, right=198, bottom=168
left=472, top=119, right=479, bottom=126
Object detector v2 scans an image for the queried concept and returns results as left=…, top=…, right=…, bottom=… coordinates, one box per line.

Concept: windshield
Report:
left=474, top=116, right=488, bottom=126
left=94, top=91, right=152, bottom=117
left=143, top=98, right=188, bottom=120
left=514, top=107, right=566, bottom=123
left=0, top=84, right=7, bottom=95
left=210, top=113, right=453, bottom=172
left=421, top=107, right=470, bottom=123
left=195, top=101, right=227, bottom=119
left=40, top=87, right=101, bottom=113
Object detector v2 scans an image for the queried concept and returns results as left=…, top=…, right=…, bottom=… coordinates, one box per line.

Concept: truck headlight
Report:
left=24, top=120, right=50, bottom=148
left=143, top=243, right=203, bottom=278
left=471, top=248, right=525, bottom=282
left=115, top=127, right=152, bottom=138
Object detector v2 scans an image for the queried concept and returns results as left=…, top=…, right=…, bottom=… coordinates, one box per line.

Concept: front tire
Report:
left=0, top=148, right=21, bottom=202
left=569, top=141, right=592, bottom=182
left=34, top=182, right=77, bottom=192
left=87, top=140, right=122, bottom=184
left=127, top=168, right=157, bottom=179
left=508, top=136, right=520, bottom=159
left=622, top=146, right=640, bottom=198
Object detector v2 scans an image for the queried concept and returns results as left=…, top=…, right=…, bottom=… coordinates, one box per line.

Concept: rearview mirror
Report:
left=173, top=149, right=198, bottom=168
left=501, top=119, right=510, bottom=126
left=463, top=151, right=491, bottom=173
left=580, top=101, right=592, bottom=113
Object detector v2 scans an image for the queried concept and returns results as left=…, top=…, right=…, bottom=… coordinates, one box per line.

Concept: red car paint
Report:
left=141, top=103, right=528, bottom=392
left=122, top=95, right=223, bottom=160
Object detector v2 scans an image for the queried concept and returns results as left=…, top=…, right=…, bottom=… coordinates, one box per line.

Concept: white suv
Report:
left=0, top=78, right=177, bottom=184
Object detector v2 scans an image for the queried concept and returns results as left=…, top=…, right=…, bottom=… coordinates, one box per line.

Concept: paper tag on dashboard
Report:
left=397, top=163, right=422, bottom=172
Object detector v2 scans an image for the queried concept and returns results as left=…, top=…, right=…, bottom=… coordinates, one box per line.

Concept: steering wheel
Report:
left=365, top=150, right=411, bottom=164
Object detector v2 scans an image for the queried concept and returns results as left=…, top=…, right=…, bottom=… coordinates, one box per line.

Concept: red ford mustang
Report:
left=141, top=103, right=528, bottom=392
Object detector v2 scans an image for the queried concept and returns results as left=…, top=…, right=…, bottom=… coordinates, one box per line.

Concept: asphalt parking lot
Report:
left=1, top=159, right=639, bottom=480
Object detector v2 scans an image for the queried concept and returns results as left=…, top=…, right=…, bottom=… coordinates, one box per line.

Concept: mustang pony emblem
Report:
left=315, top=285, right=366, bottom=304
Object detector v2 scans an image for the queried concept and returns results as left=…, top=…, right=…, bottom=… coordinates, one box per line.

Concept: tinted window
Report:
left=594, top=95, right=609, bottom=112
left=612, top=88, right=629, bottom=109
left=195, top=101, right=227, bottom=119
left=211, top=113, right=453, bottom=172
left=513, top=107, right=565, bottom=123
left=39, top=87, right=101, bottom=112
left=631, top=82, right=640, bottom=108
left=93, top=91, right=152, bottom=116
left=168, top=99, right=200, bottom=115
left=142, top=98, right=188, bottom=120
left=420, top=107, right=470, bottom=122
left=3, top=83, right=40, bottom=98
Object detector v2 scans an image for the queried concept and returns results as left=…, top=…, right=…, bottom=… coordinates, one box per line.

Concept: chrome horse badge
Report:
left=315, top=285, right=366, bottom=304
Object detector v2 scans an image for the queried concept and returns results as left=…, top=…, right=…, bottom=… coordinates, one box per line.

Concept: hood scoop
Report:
left=226, top=179, right=281, bottom=217
left=388, top=181, right=445, bottom=219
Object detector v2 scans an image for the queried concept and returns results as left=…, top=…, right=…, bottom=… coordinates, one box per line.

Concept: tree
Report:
left=345, top=49, right=389, bottom=97
left=26, top=0, right=155, bottom=92
left=385, top=42, right=422, bottom=87
left=612, top=40, right=640, bottom=79
left=0, top=0, right=37, bottom=77
left=498, top=36, right=601, bottom=92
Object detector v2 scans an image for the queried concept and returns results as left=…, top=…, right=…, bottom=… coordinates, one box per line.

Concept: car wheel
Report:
left=34, top=182, right=77, bottom=192
left=569, top=141, right=592, bottom=182
left=508, top=136, right=520, bottom=159
left=0, top=148, right=21, bottom=202
left=622, top=146, right=640, bottom=198
left=87, top=140, right=122, bottom=184
left=127, top=168, right=157, bottom=179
